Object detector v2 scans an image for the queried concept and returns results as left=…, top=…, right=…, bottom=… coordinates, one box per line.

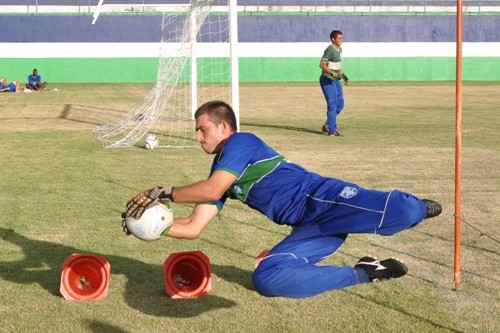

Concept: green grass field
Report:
left=0, top=82, right=499, bottom=333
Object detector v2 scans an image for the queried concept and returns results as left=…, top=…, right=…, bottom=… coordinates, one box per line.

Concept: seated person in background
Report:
left=26, top=68, right=47, bottom=91
left=0, top=77, right=20, bottom=93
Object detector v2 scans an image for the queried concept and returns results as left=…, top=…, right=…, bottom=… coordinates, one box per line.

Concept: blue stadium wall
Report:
left=0, top=13, right=499, bottom=83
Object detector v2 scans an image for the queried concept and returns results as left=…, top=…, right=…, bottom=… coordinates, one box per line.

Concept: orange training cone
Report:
left=60, top=253, right=110, bottom=301
left=164, top=251, right=212, bottom=299
left=255, top=249, right=270, bottom=268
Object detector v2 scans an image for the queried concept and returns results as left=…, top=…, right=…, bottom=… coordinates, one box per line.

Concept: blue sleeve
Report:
left=211, top=193, right=228, bottom=212
left=208, top=133, right=280, bottom=209
left=213, top=132, right=280, bottom=177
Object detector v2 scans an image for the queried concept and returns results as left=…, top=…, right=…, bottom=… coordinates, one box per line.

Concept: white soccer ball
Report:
left=125, top=203, right=173, bottom=241
left=144, top=134, right=159, bottom=150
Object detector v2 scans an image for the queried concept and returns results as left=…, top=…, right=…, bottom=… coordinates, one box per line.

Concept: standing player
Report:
left=26, top=69, right=48, bottom=91
left=319, top=30, right=349, bottom=137
left=122, top=100, right=442, bottom=299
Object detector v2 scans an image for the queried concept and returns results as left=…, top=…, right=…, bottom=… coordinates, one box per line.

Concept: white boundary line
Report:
left=1, top=42, right=499, bottom=58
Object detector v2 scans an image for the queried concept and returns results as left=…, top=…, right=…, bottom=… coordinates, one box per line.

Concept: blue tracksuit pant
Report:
left=252, top=178, right=426, bottom=298
left=319, top=78, right=344, bottom=134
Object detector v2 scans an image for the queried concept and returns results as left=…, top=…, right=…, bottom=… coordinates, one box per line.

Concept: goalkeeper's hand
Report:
left=342, top=74, right=349, bottom=86
left=124, top=186, right=173, bottom=218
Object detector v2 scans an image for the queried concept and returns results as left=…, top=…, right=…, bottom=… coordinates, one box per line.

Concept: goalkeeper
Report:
left=319, top=30, right=349, bottom=137
left=123, top=100, right=442, bottom=299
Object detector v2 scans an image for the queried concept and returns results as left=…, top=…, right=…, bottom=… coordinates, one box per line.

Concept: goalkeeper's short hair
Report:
left=195, top=100, right=238, bottom=132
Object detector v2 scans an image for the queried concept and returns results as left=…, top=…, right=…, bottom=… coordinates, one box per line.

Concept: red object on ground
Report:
left=255, top=249, right=270, bottom=268
left=164, top=251, right=212, bottom=299
left=60, top=253, right=111, bottom=301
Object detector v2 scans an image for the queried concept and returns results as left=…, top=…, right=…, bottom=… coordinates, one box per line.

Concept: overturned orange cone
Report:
left=60, top=253, right=110, bottom=301
left=164, top=251, right=212, bottom=299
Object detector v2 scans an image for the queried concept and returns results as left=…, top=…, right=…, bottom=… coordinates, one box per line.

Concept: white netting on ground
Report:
left=94, top=0, right=231, bottom=148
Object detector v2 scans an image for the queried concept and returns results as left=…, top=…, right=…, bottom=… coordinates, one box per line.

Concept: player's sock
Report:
left=354, top=266, right=371, bottom=283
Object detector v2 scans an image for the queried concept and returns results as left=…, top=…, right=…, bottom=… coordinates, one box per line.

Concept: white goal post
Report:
left=93, top=0, right=239, bottom=148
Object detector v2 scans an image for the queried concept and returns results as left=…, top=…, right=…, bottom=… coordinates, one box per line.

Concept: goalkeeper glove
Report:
left=124, top=186, right=173, bottom=218
left=121, top=216, right=131, bottom=236
left=342, top=74, right=349, bottom=85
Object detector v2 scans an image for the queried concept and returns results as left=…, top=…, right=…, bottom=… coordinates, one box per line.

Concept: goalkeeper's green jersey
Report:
left=320, top=44, right=342, bottom=81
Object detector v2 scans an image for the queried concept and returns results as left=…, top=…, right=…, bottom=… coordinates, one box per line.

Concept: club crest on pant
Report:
left=340, top=186, right=358, bottom=199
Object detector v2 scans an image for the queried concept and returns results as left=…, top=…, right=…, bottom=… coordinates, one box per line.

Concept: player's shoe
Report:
left=422, top=199, right=442, bottom=219
left=322, top=125, right=342, bottom=137
left=330, top=131, right=342, bottom=137
left=355, top=256, right=408, bottom=282
left=322, top=125, right=329, bottom=135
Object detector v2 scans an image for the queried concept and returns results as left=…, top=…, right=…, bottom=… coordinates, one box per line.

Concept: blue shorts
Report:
left=1, top=82, right=16, bottom=92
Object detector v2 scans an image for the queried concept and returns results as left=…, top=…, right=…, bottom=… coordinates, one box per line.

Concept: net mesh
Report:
left=94, top=0, right=231, bottom=148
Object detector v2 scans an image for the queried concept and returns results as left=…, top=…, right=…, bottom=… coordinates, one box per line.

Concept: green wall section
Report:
left=239, top=57, right=500, bottom=82
left=1, top=57, right=499, bottom=83
left=1, top=58, right=159, bottom=83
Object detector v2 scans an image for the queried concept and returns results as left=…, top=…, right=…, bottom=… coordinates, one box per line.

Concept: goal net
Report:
left=94, top=0, right=234, bottom=148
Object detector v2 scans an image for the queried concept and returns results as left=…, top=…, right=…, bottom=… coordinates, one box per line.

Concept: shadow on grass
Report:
left=345, top=289, right=466, bottom=333
left=59, top=103, right=126, bottom=126
left=85, top=320, right=127, bottom=333
left=0, top=228, right=239, bottom=317
left=241, top=121, right=322, bottom=135
left=0, top=104, right=125, bottom=127
left=412, top=229, right=500, bottom=256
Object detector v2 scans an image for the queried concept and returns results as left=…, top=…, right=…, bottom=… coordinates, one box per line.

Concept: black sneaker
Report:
left=355, top=256, right=408, bottom=282
left=422, top=199, right=442, bottom=219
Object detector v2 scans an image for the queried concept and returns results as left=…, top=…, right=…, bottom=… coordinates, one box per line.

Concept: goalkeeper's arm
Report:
left=167, top=203, right=219, bottom=239
left=168, top=170, right=236, bottom=203
left=341, top=73, right=349, bottom=85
